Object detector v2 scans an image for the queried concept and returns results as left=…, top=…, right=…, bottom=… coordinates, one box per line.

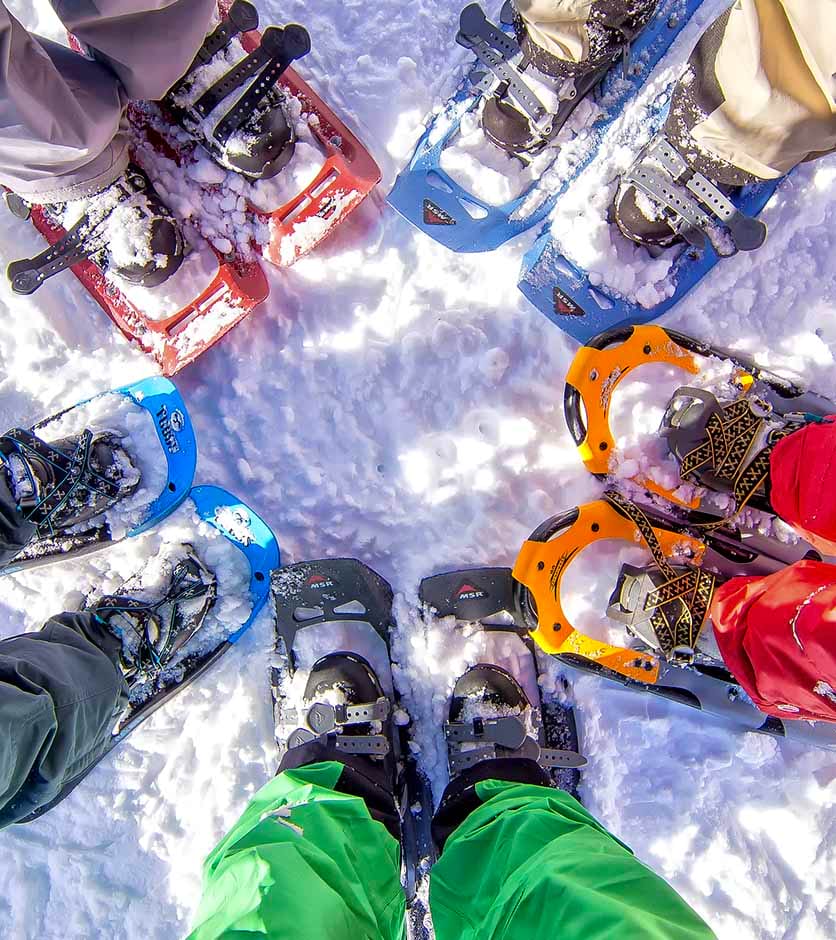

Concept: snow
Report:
left=1, top=1, right=836, bottom=939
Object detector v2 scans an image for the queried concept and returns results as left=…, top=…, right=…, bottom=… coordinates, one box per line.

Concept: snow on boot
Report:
left=445, top=662, right=585, bottom=779
left=661, top=387, right=808, bottom=516
left=164, top=0, right=311, bottom=180
left=473, top=0, right=659, bottom=155
left=611, top=12, right=768, bottom=254
left=0, top=426, right=140, bottom=537
left=91, top=549, right=218, bottom=692
left=6, top=165, right=183, bottom=295
left=277, top=651, right=396, bottom=777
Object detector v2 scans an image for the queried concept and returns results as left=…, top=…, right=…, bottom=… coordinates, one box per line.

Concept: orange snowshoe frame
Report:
left=512, top=497, right=707, bottom=683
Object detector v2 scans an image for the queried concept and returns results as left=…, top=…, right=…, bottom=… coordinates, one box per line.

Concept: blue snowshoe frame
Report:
left=518, top=175, right=784, bottom=343
left=2, top=376, right=197, bottom=576
left=387, top=0, right=702, bottom=253
left=20, top=484, right=280, bottom=821
left=190, top=484, right=279, bottom=638
left=124, top=376, right=197, bottom=534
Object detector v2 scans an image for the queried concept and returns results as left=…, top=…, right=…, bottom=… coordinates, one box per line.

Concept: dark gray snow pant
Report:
left=0, top=475, right=126, bottom=828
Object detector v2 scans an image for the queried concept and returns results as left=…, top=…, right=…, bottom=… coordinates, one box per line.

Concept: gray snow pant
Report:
left=0, top=474, right=127, bottom=828
left=0, top=0, right=216, bottom=202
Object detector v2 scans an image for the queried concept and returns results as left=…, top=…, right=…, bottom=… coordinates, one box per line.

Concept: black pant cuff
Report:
left=431, top=757, right=550, bottom=850
left=277, top=738, right=401, bottom=840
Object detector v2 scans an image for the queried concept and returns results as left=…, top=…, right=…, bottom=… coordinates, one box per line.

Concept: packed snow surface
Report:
left=2, top=1, right=836, bottom=939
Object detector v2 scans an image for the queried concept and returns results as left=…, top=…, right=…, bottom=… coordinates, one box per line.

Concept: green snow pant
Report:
left=187, top=758, right=716, bottom=940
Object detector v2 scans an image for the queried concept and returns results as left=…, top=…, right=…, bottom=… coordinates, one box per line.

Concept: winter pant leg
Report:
left=0, top=0, right=216, bottom=202
left=186, top=760, right=406, bottom=940
left=712, top=559, right=836, bottom=722
left=0, top=472, right=35, bottom=568
left=0, top=611, right=127, bottom=828
left=512, top=1, right=660, bottom=65
left=0, top=2, right=129, bottom=201
left=429, top=769, right=717, bottom=940
left=53, top=0, right=217, bottom=101
left=676, top=0, right=836, bottom=179
left=767, top=416, right=836, bottom=554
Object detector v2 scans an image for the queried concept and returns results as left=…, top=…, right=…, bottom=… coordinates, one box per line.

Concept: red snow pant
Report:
left=711, top=560, right=836, bottom=722
left=770, top=417, right=836, bottom=554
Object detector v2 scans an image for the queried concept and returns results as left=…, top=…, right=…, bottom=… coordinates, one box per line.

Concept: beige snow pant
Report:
left=515, top=0, right=836, bottom=178
left=0, top=0, right=216, bottom=203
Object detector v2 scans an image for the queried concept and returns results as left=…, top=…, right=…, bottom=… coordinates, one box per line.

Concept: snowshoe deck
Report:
left=512, top=494, right=836, bottom=750
left=518, top=133, right=785, bottom=342
left=2, top=377, right=197, bottom=575
left=19, top=485, right=279, bottom=821
left=387, top=0, right=701, bottom=252
left=269, top=558, right=433, bottom=904
left=419, top=567, right=585, bottom=796
left=563, top=325, right=834, bottom=509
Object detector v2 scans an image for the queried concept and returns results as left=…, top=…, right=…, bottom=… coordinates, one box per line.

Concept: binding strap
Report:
left=1, top=429, right=120, bottom=536
left=445, top=714, right=585, bottom=774
left=605, top=490, right=715, bottom=662
left=679, top=396, right=799, bottom=517
left=286, top=696, right=391, bottom=755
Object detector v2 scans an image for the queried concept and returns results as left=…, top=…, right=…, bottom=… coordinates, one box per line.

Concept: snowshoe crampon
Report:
left=387, top=0, right=699, bottom=253
left=511, top=492, right=836, bottom=750
left=1, top=377, right=196, bottom=575
left=563, top=325, right=834, bottom=512
left=21, top=484, right=279, bottom=820
left=269, top=558, right=430, bottom=903
left=419, top=567, right=586, bottom=796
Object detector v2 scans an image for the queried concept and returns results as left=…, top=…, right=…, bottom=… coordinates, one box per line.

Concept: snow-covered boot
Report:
left=276, top=651, right=396, bottom=780
left=612, top=13, right=769, bottom=253
left=90, top=550, right=218, bottom=688
left=164, top=0, right=311, bottom=180
left=0, top=426, right=140, bottom=536
left=661, top=387, right=809, bottom=515
left=6, top=165, right=183, bottom=295
left=473, top=0, right=659, bottom=155
left=444, top=662, right=583, bottom=779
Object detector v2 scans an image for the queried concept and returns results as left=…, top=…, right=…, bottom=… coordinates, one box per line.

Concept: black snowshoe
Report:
left=420, top=568, right=586, bottom=795
left=0, top=425, right=140, bottom=540
left=461, top=0, right=658, bottom=155
left=270, top=559, right=433, bottom=905
left=164, top=0, right=311, bottom=180
left=6, top=164, right=183, bottom=295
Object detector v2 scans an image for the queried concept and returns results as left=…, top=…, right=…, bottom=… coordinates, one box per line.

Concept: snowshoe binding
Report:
left=511, top=490, right=836, bottom=749
left=91, top=548, right=217, bottom=694
left=419, top=567, right=586, bottom=795
left=475, top=0, right=659, bottom=156
left=6, top=165, right=183, bottom=295
left=164, top=0, right=311, bottom=180
left=0, top=426, right=140, bottom=539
